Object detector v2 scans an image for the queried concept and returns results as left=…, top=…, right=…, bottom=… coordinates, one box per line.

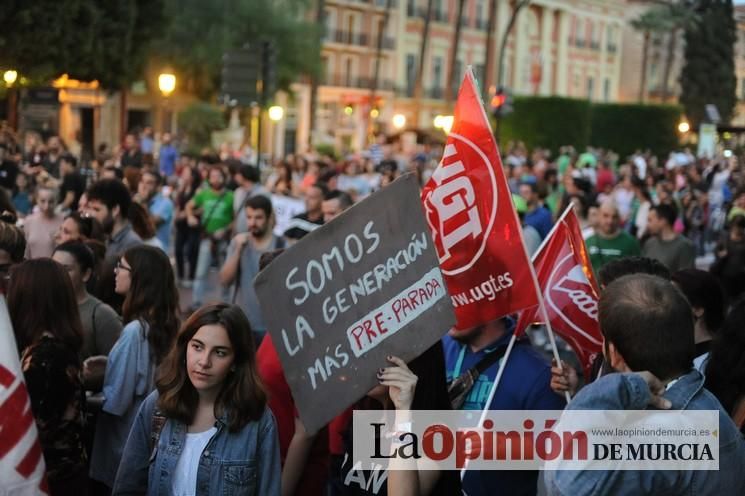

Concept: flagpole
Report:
left=460, top=332, right=517, bottom=480
left=527, top=205, right=574, bottom=404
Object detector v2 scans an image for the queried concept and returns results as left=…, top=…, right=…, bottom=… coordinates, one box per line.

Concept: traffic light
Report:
left=220, top=41, right=278, bottom=107
left=220, top=46, right=260, bottom=107
left=490, top=87, right=513, bottom=118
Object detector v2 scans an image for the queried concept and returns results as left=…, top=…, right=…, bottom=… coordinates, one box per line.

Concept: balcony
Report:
left=475, top=18, right=490, bottom=31
left=330, top=30, right=369, bottom=47
left=323, top=74, right=395, bottom=90
left=427, top=86, right=444, bottom=99
left=433, top=10, right=449, bottom=23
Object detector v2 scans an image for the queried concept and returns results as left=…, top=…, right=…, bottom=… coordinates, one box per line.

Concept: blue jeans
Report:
left=192, top=238, right=228, bottom=306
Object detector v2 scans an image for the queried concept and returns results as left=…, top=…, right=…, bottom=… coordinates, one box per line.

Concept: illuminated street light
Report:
left=158, top=73, right=176, bottom=97
left=268, top=105, right=284, bottom=122
left=3, top=70, right=17, bottom=86
left=434, top=115, right=444, bottom=129
left=677, top=121, right=690, bottom=134
left=370, top=108, right=380, bottom=119
left=344, top=105, right=354, bottom=116
left=440, top=115, right=454, bottom=134
left=392, top=114, right=406, bottom=129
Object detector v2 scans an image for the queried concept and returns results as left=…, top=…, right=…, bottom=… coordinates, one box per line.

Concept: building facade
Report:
left=289, top=0, right=626, bottom=153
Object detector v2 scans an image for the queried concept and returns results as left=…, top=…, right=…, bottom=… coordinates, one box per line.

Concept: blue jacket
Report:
left=545, top=370, right=745, bottom=495
left=112, top=390, right=281, bottom=496
left=442, top=330, right=565, bottom=496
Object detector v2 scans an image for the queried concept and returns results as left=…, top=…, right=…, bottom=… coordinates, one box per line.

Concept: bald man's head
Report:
left=598, top=200, right=620, bottom=236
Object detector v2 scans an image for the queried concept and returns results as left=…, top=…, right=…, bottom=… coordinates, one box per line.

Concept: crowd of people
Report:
left=2, top=121, right=745, bottom=496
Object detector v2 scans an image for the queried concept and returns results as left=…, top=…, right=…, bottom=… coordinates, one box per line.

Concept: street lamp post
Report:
left=158, top=72, right=176, bottom=134
left=4, top=70, right=18, bottom=130
left=268, top=105, right=284, bottom=163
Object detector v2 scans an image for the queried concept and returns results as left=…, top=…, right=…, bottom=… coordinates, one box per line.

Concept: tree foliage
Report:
left=680, top=0, right=737, bottom=128
left=0, top=0, right=164, bottom=89
left=151, top=0, right=321, bottom=99
left=177, top=102, right=226, bottom=151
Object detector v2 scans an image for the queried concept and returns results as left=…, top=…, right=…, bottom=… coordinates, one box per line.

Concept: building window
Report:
left=575, top=16, right=585, bottom=47
left=345, top=58, right=354, bottom=87
left=587, top=77, right=594, bottom=99
left=433, top=56, right=443, bottom=98
left=741, top=78, right=745, bottom=100
left=406, top=54, right=417, bottom=97
left=475, top=64, right=486, bottom=86
left=603, top=78, right=611, bottom=102
left=347, top=15, right=355, bottom=44
left=407, top=0, right=416, bottom=17
left=452, top=59, right=462, bottom=90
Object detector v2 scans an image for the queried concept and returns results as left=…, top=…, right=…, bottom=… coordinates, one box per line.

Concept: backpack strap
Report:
left=149, top=408, right=167, bottom=463
left=91, top=301, right=102, bottom=352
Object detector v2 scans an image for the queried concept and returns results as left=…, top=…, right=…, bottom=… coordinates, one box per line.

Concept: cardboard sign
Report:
left=271, top=194, right=306, bottom=236
left=254, top=174, right=455, bottom=434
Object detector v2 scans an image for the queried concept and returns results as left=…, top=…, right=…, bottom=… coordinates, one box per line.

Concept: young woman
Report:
left=8, top=258, right=88, bottom=494
left=174, top=164, right=202, bottom=286
left=113, top=303, right=280, bottom=495
left=23, top=185, right=64, bottom=258
left=54, top=210, right=106, bottom=246
left=52, top=241, right=123, bottom=361
left=88, top=245, right=180, bottom=491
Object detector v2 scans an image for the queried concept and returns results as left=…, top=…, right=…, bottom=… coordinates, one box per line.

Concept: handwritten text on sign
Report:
left=255, top=174, right=455, bottom=434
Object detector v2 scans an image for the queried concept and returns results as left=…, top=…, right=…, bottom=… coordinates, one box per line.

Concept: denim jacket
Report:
left=112, top=390, right=281, bottom=496
left=545, top=370, right=745, bottom=495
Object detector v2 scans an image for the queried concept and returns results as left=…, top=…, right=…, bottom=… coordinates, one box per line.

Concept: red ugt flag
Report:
left=515, top=206, right=603, bottom=379
left=0, top=296, right=48, bottom=494
left=421, top=69, right=538, bottom=330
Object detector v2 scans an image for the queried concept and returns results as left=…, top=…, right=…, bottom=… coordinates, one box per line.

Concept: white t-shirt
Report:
left=172, top=427, right=217, bottom=496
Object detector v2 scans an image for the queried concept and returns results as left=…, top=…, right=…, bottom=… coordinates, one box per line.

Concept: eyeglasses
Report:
left=115, top=261, right=132, bottom=272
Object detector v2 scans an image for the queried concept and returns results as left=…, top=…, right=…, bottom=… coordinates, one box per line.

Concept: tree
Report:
left=151, top=0, right=321, bottom=100
left=659, top=3, right=698, bottom=102
left=445, top=0, right=467, bottom=104
left=630, top=7, right=668, bottom=103
left=680, top=0, right=737, bottom=127
left=413, top=0, right=435, bottom=127
left=0, top=0, right=164, bottom=90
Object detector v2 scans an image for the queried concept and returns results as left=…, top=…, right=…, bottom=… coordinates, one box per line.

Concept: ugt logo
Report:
left=423, top=135, right=497, bottom=276
left=547, top=255, right=602, bottom=347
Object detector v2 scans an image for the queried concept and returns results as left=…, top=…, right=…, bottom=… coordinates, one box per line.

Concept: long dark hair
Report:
left=705, top=298, right=745, bottom=415
left=121, top=245, right=179, bottom=364
left=156, top=303, right=266, bottom=431
left=8, top=258, right=84, bottom=354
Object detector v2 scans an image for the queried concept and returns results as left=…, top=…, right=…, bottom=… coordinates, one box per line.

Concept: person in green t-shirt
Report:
left=186, top=166, right=235, bottom=307
left=586, top=200, right=641, bottom=273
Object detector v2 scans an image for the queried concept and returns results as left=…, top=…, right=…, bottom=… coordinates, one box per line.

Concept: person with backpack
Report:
left=87, top=245, right=180, bottom=492
left=112, top=303, right=280, bottom=495
left=220, top=195, right=285, bottom=345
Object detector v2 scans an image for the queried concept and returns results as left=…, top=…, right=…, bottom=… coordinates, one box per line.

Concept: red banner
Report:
left=515, top=207, right=603, bottom=379
left=421, top=70, right=538, bottom=330
left=0, top=296, right=48, bottom=494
